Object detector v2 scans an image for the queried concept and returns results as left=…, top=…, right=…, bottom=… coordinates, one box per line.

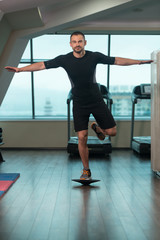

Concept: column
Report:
left=151, top=50, right=160, bottom=173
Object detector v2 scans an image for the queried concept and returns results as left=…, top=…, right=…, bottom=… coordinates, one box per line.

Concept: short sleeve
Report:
left=44, top=55, right=64, bottom=69
left=95, top=52, right=115, bottom=65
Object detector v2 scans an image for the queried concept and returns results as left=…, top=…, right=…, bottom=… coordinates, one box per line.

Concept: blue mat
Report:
left=0, top=173, right=20, bottom=181
left=0, top=191, right=4, bottom=197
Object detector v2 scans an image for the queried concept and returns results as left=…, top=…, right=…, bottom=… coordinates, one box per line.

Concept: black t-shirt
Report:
left=44, top=51, right=115, bottom=105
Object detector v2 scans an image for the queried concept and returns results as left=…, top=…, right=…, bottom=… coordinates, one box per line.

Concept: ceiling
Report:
left=0, top=0, right=76, bottom=13
left=64, top=0, right=160, bottom=34
left=0, top=0, right=160, bottom=34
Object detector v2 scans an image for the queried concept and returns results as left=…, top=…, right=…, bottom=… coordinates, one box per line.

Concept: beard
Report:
left=73, top=46, right=83, bottom=54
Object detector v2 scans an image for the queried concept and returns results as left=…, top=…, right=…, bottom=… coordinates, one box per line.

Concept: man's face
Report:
left=70, top=34, right=86, bottom=54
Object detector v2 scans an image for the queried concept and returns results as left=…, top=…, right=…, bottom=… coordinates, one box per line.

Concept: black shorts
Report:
left=73, top=100, right=116, bottom=132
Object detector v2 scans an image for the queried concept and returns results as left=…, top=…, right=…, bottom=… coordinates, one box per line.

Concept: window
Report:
left=0, top=64, right=32, bottom=118
left=33, top=35, right=71, bottom=117
left=110, top=35, right=160, bottom=118
left=0, top=34, right=159, bottom=119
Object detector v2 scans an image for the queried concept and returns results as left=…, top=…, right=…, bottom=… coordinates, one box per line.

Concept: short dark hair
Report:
left=70, top=31, right=85, bottom=40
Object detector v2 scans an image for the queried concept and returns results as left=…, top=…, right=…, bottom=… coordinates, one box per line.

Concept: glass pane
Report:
left=0, top=64, right=32, bottom=118
left=110, top=35, right=160, bottom=118
left=86, top=35, right=108, bottom=54
left=33, top=35, right=71, bottom=59
left=34, top=69, right=70, bottom=117
left=86, top=35, right=108, bottom=85
left=33, top=35, right=72, bottom=117
left=21, top=41, right=30, bottom=60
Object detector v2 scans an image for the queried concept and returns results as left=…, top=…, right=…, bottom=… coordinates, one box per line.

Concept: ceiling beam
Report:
left=15, top=0, right=133, bottom=38
left=5, top=8, right=44, bottom=30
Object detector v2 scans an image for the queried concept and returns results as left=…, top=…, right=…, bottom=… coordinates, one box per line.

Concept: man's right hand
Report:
left=5, top=66, right=20, bottom=72
left=5, top=62, right=45, bottom=72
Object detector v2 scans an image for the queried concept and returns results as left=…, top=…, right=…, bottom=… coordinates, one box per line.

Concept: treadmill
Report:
left=67, top=84, right=113, bottom=155
left=130, top=84, right=151, bottom=155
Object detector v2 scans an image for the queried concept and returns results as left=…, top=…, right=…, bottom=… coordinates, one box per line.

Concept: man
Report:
left=5, top=31, right=152, bottom=180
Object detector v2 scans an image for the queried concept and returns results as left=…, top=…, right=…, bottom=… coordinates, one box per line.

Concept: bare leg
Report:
left=77, top=130, right=89, bottom=169
left=103, top=126, right=117, bottom=136
left=91, top=122, right=117, bottom=138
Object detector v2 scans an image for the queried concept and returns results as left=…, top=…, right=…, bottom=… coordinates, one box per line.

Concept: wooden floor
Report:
left=0, top=149, right=160, bottom=240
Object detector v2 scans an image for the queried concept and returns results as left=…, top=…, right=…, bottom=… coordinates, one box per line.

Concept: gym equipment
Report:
left=130, top=84, right=151, bottom=155
left=72, top=179, right=100, bottom=185
left=67, top=84, right=113, bottom=155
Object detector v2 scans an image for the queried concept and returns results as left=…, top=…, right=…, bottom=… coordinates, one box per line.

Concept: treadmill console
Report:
left=140, top=84, right=151, bottom=95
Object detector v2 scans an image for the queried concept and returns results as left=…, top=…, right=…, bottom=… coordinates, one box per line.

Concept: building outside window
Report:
left=0, top=64, right=32, bottom=118
left=110, top=35, right=160, bottom=118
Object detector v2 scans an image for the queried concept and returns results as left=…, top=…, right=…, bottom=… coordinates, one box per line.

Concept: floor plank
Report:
left=0, top=149, right=160, bottom=240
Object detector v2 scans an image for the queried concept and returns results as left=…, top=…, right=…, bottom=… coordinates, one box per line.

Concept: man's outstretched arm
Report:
left=114, top=57, right=153, bottom=66
left=5, top=61, right=46, bottom=73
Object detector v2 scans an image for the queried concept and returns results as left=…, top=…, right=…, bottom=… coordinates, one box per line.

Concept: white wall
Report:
left=0, top=120, right=150, bottom=149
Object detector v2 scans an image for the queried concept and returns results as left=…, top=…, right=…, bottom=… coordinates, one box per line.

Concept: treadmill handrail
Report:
left=98, top=84, right=113, bottom=104
left=130, top=84, right=151, bottom=148
left=67, top=90, right=73, bottom=104
left=131, top=85, right=151, bottom=103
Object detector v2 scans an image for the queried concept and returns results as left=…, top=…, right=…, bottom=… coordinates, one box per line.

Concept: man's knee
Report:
left=78, top=130, right=88, bottom=144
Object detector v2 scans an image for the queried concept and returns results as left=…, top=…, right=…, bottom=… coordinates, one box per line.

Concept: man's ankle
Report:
left=84, top=167, right=90, bottom=170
